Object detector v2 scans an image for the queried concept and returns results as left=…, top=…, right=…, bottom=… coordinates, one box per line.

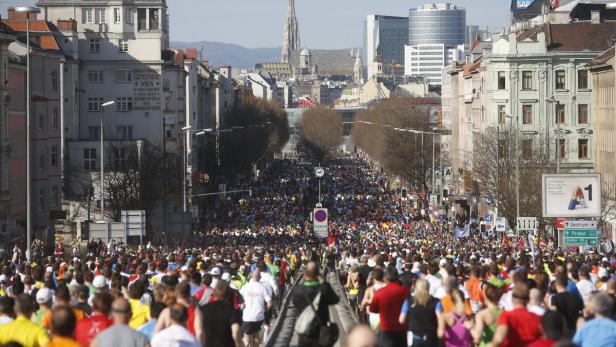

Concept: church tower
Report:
left=353, top=48, right=364, bottom=85
left=282, top=0, right=300, bottom=63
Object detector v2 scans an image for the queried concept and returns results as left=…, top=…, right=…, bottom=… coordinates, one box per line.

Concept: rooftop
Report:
left=517, top=22, right=616, bottom=52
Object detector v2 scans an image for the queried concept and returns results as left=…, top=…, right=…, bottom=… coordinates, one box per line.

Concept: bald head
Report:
left=343, top=324, right=378, bottom=347
left=304, top=261, right=319, bottom=281
left=111, top=297, right=131, bottom=324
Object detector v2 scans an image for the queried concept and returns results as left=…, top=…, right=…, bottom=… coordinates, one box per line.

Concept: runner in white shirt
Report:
left=576, top=267, right=597, bottom=305
left=239, top=270, right=272, bottom=347
left=151, top=304, right=200, bottom=347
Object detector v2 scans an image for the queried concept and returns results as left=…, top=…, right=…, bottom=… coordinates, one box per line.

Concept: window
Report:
left=113, top=148, right=127, bottom=168
left=578, top=70, right=589, bottom=89
left=51, top=70, right=58, bottom=91
left=50, top=145, right=58, bottom=167
left=84, top=8, right=94, bottom=23
left=522, top=139, right=533, bottom=160
left=558, top=139, right=566, bottom=159
left=38, top=154, right=45, bottom=171
left=88, top=69, right=104, bottom=83
left=118, top=39, right=129, bottom=53
left=84, top=148, right=97, bottom=171
left=115, top=69, right=133, bottom=82
left=116, top=97, right=133, bottom=112
left=38, top=114, right=45, bottom=130
left=578, top=139, right=589, bottom=159
left=89, top=39, right=100, bottom=53
left=88, top=126, right=100, bottom=140
left=124, top=8, right=134, bottom=24
left=114, top=8, right=121, bottom=24
left=557, top=104, right=566, bottom=124
left=497, top=71, right=506, bottom=90
left=87, top=97, right=103, bottom=112
left=578, top=104, right=588, bottom=124
left=51, top=186, right=59, bottom=207
left=116, top=125, right=133, bottom=139
left=556, top=70, right=566, bottom=90
left=166, top=129, right=173, bottom=139
left=522, top=105, right=533, bottom=124
left=95, top=8, right=106, bottom=23
left=522, top=71, right=533, bottom=90
left=39, top=189, right=46, bottom=211
left=498, top=105, right=506, bottom=125
left=51, top=108, right=58, bottom=130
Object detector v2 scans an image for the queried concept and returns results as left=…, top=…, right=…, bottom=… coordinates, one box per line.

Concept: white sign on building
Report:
left=542, top=174, right=601, bottom=217
left=133, top=69, right=161, bottom=110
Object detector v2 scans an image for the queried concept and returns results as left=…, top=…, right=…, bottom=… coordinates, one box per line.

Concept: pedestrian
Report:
left=138, top=302, right=166, bottom=342
left=369, top=269, right=408, bottom=347
left=240, top=269, right=272, bottom=347
left=200, top=281, right=242, bottom=347
left=549, top=273, right=584, bottom=337
left=292, top=261, right=340, bottom=347
left=46, top=306, right=81, bottom=347
left=91, top=298, right=149, bottom=347
left=0, top=294, right=49, bottom=347
left=471, top=284, right=503, bottom=347
left=398, top=278, right=438, bottom=347
left=151, top=304, right=200, bottom=347
left=74, top=292, right=113, bottom=347
left=527, top=310, right=566, bottom=347
left=487, top=282, right=542, bottom=347
left=441, top=289, right=472, bottom=347
left=342, top=324, right=379, bottom=347
left=573, top=292, right=616, bottom=347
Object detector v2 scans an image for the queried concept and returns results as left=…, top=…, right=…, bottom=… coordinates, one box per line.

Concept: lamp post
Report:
left=182, top=126, right=191, bottom=213
left=506, top=113, right=521, bottom=225
left=546, top=97, right=561, bottom=173
left=15, top=6, right=41, bottom=262
left=99, top=101, right=114, bottom=221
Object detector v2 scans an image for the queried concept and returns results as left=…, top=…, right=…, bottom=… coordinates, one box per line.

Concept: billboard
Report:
left=542, top=174, right=601, bottom=218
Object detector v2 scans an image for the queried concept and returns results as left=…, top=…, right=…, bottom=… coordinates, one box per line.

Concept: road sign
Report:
left=563, top=220, right=597, bottom=247
left=542, top=174, right=602, bottom=217
left=517, top=217, right=538, bottom=232
left=495, top=217, right=507, bottom=232
left=313, top=208, right=328, bottom=239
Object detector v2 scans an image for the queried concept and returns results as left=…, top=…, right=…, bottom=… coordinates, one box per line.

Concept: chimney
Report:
left=7, top=7, right=33, bottom=20
left=591, top=10, right=601, bottom=24
left=219, top=66, right=232, bottom=79
left=57, top=19, right=77, bottom=32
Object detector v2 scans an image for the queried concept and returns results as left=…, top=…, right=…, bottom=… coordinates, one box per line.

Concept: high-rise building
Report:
left=282, top=0, right=300, bottom=64
left=364, top=15, right=408, bottom=80
left=405, top=3, right=466, bottom=87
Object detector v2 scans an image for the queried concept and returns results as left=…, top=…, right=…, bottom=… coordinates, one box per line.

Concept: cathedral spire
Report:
left=282, top=0, right=300, bottom=64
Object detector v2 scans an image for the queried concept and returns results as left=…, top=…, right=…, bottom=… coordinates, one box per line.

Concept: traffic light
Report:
left=401, top=188, right=407, bottom=198
left=443, top=189, right=449, bottom=198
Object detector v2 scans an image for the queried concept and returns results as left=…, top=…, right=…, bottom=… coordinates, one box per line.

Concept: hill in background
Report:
left=171, top=40, right=281, bottom=69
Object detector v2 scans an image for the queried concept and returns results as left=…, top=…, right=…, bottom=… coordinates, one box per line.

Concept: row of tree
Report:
left=352, top=97, right=436, bottom=192
left=297, top=106, right=343, bottom=163
left=67, top=99, right=289, bottom=222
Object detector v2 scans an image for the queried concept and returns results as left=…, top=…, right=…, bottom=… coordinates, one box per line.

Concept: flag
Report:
left=454, top=224, right=471, bottom=238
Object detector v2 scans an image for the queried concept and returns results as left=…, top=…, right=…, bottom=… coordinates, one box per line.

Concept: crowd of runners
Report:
left=0, top=155, right=612, bottom=347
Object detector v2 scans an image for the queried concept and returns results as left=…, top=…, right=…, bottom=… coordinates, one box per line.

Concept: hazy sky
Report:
left=2, top=0, right=510, bottom=48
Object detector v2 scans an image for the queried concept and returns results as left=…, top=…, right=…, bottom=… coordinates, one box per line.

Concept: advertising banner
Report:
left=542, top=174, right=601, bottom=217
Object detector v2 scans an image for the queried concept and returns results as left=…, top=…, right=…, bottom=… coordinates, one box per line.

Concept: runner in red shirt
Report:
left=488, top=283, right=542, bottom=347
left=74, top=292, right=113, bottom=347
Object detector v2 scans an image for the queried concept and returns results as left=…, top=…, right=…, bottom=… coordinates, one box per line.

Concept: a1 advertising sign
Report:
left=313, top=208, right=328, bottom=239
left=542, top=174, right=601, bottom=218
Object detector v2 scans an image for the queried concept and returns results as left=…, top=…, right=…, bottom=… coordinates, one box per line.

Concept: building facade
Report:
left=405, top=3, right=466, bottom=87
left=364, top=15, right=409, bottom=80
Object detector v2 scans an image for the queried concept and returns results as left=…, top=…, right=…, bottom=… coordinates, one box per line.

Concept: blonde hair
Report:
left=414, top=278, right=431, bottom=306
left=451, top=289, right=466, bottom=317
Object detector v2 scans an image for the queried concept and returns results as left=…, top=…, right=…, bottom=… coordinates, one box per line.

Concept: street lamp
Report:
left=506, top=113, right=520, bottom=225
left=16, top=6, right=41, bottom=262
left=545, top=97, right=561, bottom=173
left=182, top=126, right=191, bottom=213
left=99, top=100, right=114, bottom=221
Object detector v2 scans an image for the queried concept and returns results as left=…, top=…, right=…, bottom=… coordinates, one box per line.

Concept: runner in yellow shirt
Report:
left=0, top=294, right=49, bottom=347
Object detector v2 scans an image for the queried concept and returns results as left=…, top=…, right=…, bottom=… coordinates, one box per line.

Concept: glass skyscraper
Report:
left=364, top=15, right=409, bottom=80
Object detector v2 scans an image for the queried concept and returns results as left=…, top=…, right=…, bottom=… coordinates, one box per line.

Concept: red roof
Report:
left=2, top=19, right=61, bottom=51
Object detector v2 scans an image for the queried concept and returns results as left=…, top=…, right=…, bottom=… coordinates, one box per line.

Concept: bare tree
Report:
left=297, top=106, right=343, bottom=163
left=351, top=97, right=437, bottom=191
left=473, top=126, right=554, bottom=226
